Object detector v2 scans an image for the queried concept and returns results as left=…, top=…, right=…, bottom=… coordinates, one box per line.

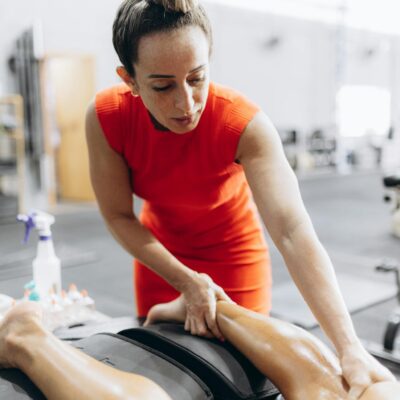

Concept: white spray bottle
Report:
left=17, top=210, right=62, bottom=299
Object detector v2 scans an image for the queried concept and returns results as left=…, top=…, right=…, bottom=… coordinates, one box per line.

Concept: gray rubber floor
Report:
left=1, top=170, right=400, bottom=374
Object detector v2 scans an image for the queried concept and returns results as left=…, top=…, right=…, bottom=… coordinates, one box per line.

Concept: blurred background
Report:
left=0, top=0, right=400, bottom=376
left=0, top=0, right=399, bottom=211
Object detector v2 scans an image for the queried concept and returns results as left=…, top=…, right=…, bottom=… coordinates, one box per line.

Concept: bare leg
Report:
left=145, top=295, right=186, bottom=326
left=215, top=302, right=347, bottom=400
left=146, top=296, right=400, bottom=400
left=0, top=302, right=171, bottom=400
left=146, top=296, right=346, bottom=399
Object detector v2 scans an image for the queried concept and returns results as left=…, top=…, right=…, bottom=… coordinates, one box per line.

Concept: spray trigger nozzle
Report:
left=17, top=214, right=36, bottom=244
left=17, top=211, right=54, bottom=244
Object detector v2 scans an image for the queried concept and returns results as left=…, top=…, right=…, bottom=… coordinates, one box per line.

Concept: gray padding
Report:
left=74, top=333, right=212, bottom=400
left=0, top=369, right=45, bottom=400
left=120, top=324, right=280, bottom=399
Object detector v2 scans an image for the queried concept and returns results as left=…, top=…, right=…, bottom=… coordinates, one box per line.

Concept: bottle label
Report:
left=39, top=236, right=51, bottom=241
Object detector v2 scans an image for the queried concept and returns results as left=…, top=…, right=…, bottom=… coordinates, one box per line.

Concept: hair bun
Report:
left=150, top=0, right=199, bottom=13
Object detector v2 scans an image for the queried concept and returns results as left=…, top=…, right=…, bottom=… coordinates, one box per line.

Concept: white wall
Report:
left=205, top=3, right=337, bottom=134
left=344, top=30, right=392, bottom=88
left=204, top=1, right=400, bottom=171
left=0, top=0, right=122, bottom=95
left=391, top=38, right=400, bottom=128
left=386, top=37, right=400, bottom=172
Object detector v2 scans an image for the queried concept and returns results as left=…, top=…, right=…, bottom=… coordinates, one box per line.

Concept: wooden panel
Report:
left=47, top=56, right=95, bottom=201
left=0, top=95, right=26, bottom=214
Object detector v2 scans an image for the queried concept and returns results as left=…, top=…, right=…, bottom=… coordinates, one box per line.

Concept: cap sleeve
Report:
left=95, top=87, right=124, bottom=154
left=223, top=93, right=260, bottom=164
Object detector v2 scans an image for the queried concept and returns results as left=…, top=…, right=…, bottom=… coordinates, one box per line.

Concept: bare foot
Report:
left=144, top=295, right=187, bottom=326
left=0, top=302, right=44, bottom=368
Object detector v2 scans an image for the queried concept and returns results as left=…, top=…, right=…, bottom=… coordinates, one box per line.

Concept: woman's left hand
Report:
left=339, top=340, right=396, bottom=399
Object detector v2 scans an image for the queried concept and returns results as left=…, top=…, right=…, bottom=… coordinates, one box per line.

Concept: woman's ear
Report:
left=116, top=66, right=139, bottom=96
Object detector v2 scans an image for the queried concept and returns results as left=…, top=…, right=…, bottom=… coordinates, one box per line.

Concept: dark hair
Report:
left=112, top=0, right=213, bottom=77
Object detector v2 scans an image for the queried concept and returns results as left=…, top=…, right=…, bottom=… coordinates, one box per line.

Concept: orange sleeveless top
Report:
left=96, top=82, right=271, bottom=317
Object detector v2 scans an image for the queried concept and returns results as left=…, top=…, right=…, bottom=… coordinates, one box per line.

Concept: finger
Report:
left=202, top=329, right=214, bottom=339
left=215, top=286, right=235, bottom=304
left=199, top=273, right=212, bottom=283
left=206, top=314, right=224, bottom=341
left=372, top=365, right=396, bottom=383
left=205, top=297, right=223, bottom=340
left=190, top=313, right=213, bottom=337
left=347, top=376, right=370, bottom=400
left=348, top=386, right=367, bottom=400
left=186, top=315, right=199, bottom=336
left=184, top=316, right=190, bottom=331
left=190, top=317, right=201, bottom=336
left=192, top=316, right=210, bottom=337
left=143, top=308, right=155, bottom=327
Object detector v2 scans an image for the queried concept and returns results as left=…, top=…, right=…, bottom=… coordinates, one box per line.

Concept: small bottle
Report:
left=18, top=211, right=62, bottom=299
left=60, top=289, right=73, bottom=306
left=67, top=283, right=82, bottom=303
left=48, top=287, right=61, bottom=307
left=80, top=289, right=95, bottom=310
left=23, top=281, right=40, bottom=302
left=43, top=298, right=64, bottom=331
left=22, top=289, right=30, bottom=301
left=28, top=289, right=40, bottom=302
left=49, top=298, right=63, bottom=312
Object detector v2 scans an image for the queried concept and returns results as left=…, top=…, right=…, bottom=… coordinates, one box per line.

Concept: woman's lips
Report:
left=172, top=115, right=195, bottom=126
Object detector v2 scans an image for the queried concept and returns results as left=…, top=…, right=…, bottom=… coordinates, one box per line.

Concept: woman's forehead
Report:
left=135, top=26, right=209, bottom=75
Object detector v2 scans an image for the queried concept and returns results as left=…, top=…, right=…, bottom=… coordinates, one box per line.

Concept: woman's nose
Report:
left=175, top=85, right=195, bottom=114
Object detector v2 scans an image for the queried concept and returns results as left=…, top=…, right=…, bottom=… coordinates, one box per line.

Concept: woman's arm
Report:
left=85, top=101, right=229, bottom=339
left=236, top=111, right=394, bottom=396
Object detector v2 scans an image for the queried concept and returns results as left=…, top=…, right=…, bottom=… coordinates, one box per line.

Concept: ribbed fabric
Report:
left=96, top=82, right=271, bottom=317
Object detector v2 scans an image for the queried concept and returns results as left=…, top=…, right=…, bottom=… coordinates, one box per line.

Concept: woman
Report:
left=0, top=300, right=397, bottom=400
left=85, top=0, right=393, bottom=395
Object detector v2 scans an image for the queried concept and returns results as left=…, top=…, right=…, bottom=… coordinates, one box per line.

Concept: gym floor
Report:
left=0, top=170, right=399, bottom=375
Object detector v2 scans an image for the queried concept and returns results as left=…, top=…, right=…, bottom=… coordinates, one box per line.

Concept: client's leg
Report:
left=146, top=296, right=400, bottom=400
left=146, top=297, right=347, bottom=399
left=0, top=302, right=171, bottom=400
left=215, top=302, right=347, bottom=400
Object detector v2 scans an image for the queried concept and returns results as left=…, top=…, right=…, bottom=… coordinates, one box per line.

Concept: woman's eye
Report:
left=153, top=85, right=172, bottom=92
left=189, top=77, right=205, bottom=85
left=152, top=76, right=205, bottom=91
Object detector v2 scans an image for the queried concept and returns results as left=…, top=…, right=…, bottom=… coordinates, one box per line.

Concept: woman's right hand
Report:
left=181, top=273, right=233, bottom=341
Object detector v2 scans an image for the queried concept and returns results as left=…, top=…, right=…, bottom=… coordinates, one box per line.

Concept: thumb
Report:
left=349, top=382, right=370, bottom=400
left=347, top=384, right=367, bottom=400
left=215, top=286, right=235, bottom=303
left=143, top=308, right=155, bottom=327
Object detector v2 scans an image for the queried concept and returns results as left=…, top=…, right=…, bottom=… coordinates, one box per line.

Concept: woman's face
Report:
left=131, top=25, right=210, bottom=134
